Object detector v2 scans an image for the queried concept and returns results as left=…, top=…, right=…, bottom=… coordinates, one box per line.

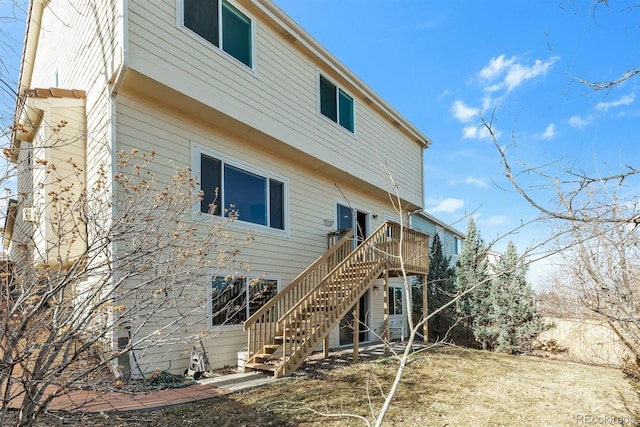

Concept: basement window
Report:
left=211, top=276, right=278, bottom=326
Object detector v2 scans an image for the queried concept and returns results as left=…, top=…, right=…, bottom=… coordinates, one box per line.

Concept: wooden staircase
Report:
left=242, top=221, right=428, bottom=378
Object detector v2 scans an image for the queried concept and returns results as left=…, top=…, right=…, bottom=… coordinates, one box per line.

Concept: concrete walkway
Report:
left=42, top=372, right=273, bottom=413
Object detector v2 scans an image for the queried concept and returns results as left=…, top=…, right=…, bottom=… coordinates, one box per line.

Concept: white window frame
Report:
left=208, top=274, right=281, bottom=329
left=191, top=142, right=289, bottom=236
left=177, top=0, right=256, bottom=71
left=317, top=71, right=356, bottom=134
left=388, top=285, right=403, bottom=316
left=453, top=236, right=461, bottom=255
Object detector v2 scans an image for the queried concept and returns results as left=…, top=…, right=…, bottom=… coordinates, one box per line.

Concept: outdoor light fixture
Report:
left=324, top=219, right=334, bottom=227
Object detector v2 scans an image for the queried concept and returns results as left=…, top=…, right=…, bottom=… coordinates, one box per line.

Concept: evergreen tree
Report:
left=428, top=234, right=457, bottom=340
left=413, top=233, right=456, bottom=341
left=454, top=217, right=490, bottom=346
left=486, top=241, right=546, bottom=353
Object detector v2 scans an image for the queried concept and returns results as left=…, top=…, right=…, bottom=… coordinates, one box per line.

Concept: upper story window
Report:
left=453, top=236, right=461, bottom=255
left=183, top=0, right=253, bottom=68
left=194, top=145, right=286, bottom=231
left=319, top=74, right=354, bottom=133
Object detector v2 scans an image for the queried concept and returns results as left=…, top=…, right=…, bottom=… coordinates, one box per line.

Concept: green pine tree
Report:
left=487, top=241, right=546, bottom=353
left=454, top=217, right=490, bottom=347
left=414, top=233, right=456, bottom=341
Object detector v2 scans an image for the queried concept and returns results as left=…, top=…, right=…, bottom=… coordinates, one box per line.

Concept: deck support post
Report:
left=422, top=274, right=428, bottom=344
left=353, top=300, right=359, bottom=362
left=323, top=335, right=329, bottom=358
left=383, top=271, right=390, bottom=355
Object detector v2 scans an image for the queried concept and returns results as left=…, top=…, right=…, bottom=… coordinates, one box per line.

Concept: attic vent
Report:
left=23, top=207, right=36, bottom=223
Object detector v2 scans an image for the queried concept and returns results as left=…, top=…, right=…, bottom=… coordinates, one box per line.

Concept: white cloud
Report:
left=568, top=115, right=589, bottom=129
left=596, top=93, right=635, bottom=112
left=483, top=215, right=508, bottom=226
left=536, top=123, right=556, bottom=140
left=438, top=89, right=452, bottom=100
left=462, top=124, right=494, bottom=140
left=448, top=176, right=489, bottom=188
left=478, top=55, right=516, bottom=80
left=478, top=55, right=559, bottom=93
left=451, top=100, right=478, bottom=123
left=464, top=176, right=488, bottom=188
left=427, top=197, right=465, bottom=214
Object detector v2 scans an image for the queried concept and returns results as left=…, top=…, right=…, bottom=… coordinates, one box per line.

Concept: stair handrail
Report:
left=243, top=227, right=354, bottom=331
left=277, top=221, right=393, bottom=323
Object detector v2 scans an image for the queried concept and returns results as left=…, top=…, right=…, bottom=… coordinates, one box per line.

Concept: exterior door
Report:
left=337, top=203, right=370, bottom=345
left=337, top=203, right=368, bottom=247
left=339, top=291, right=370, bottom=345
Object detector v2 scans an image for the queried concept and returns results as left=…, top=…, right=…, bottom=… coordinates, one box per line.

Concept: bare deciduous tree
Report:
left=0, top=135, right=253, bottom=426
left=485, top=114, right=640, bottom=363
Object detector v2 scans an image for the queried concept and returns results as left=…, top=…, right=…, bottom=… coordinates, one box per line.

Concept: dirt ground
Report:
left=3, top=347, right=639, bottom=426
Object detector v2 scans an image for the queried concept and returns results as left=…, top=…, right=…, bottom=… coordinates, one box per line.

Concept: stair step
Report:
left=254, top=353, right=282, bottom=362
left=244, top=362, right=279, bottom=372
left=275, top=335, right=303, bottom=342
left=264, top=344, right=280, bottom=351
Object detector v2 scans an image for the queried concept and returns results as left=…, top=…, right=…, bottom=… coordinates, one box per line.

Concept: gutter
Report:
left=17, top=0, right=49, bottom=93
left=12, top=0, right=49, bottom=149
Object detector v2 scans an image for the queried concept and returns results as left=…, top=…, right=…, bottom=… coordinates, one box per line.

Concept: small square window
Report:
left=183, top=0, right=252, bottom=67
left=319, top=74, right=354, bottom=133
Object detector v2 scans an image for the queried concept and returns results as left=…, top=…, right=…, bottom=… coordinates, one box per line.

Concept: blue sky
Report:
left=272, top=0, right=640, bottom=286
left=2, top=1, right=639, bottom=287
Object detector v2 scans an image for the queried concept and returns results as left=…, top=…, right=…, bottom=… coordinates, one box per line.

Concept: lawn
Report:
left=8, top=347, right=639, bottom=426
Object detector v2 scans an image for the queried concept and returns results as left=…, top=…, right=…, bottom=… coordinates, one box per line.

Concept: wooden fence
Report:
left=535, top=317, right=630, bottom=366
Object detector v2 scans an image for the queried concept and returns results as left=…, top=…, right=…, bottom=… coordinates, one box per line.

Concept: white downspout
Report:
left=108, top=0, right=130, bottom=377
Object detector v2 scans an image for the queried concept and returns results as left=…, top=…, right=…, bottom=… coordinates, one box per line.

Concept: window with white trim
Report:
left=319, top=74, right=354, bottom=132
left=388, top=286, right=403, bottom=315
left=453, top=236, right=461, bottom=255
left=211, top=276, right=278, bottom=326
left=183, top=0, right=253, bottom=67
left=196, top=148, right=286, bottom=231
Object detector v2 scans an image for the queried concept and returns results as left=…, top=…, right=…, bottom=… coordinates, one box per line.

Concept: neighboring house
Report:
left=6, top=0, right=430, bottom=378
left=410, top=211, right=464, bottom=267
left=486, top=250, right=503, bottom=275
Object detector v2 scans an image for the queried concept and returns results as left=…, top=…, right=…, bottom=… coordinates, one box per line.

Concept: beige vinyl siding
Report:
left=126, top=0, right=424, bottom=209
left=29, top=0, right=121, bottom=212
left=29, top=103, right=87, bottom=265
left=114, top=91, right=418, bottom=369
left=10, top=142, right=36, bottom=266
left=31, top=0, right=121, bottom=93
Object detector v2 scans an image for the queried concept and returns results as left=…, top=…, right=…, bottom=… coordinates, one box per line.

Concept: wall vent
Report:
left=22, top=207, right=36, bottom=223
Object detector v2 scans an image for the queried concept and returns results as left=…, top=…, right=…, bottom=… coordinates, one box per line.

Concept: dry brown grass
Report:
left=7, top=347, right=640, bottom=426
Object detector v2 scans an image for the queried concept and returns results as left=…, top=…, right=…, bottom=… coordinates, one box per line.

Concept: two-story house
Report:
left=7, top=0, right=430, bottom=378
